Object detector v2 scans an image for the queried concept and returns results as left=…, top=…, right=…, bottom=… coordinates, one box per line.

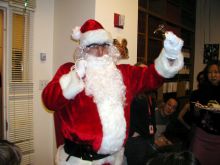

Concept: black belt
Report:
left=64, top=139, right=109, bottom=161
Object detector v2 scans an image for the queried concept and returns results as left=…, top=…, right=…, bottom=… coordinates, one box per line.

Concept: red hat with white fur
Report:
left=71, top=19, right=112, bottom=47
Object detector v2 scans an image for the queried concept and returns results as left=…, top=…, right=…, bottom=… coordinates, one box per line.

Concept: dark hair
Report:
left=147, top=151, right=200, bottom=165
left=196, top=71, right=205, bottom=88
left=163, top=96, right=176, bottom=103
left=0, top=140, right=22, bottom=165
left=163, top=97, right=179, bottom=108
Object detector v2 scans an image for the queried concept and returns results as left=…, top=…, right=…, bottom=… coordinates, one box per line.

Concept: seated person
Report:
left=171, top=102, right=193, bottom=149
left=0, top=139, right=22, bottom=165
left=154, top=97, right=178, bottom=149
left=125, top=94, right=179, bottom=164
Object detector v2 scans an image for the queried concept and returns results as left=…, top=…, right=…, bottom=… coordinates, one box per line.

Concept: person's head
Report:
left=72, top=20, right=126, bottom=107
left=0, top=140, right=22, bottom=165
left=196, top=70, right=205, bottom=88
left=147, top=151, right=200, bottom=165
left=162, top=97, right=178, bottom=116
left=72, top=19, right=120, bottom=66
left=203, top=62, right=220, bottom=86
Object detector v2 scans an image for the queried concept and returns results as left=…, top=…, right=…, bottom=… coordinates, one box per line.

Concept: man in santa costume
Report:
left=42, top=19, right=184, bottom=165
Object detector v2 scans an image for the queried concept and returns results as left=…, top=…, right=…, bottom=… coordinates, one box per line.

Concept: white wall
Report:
left=95, top=0, right=138, bottom=65
left=53, top=0, right=138, bottom=70
left=194, top=0, right=220, bottom=89
left=53, top=0, right=96, bottom=72
left=33, top=0, right=55, bottom=164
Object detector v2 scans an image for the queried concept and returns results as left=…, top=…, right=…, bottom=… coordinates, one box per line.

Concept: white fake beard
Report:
left=85, top=54, right=127, bottom=154
left=85, top=54, right=126, bottom=105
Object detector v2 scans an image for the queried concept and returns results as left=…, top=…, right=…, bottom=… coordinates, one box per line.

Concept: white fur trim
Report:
left=80, top=29, right=112, bottom=47
left=155, top=48, right=184, bottom=78
left=97, top=101, right=126, bottom=154
left=71, top=26, right=81, bottom=41
left=59, top=70, right=84, bottom=100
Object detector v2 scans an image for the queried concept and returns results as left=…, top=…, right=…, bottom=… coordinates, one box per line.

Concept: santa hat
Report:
left=71, top=19, right=112, bottom=47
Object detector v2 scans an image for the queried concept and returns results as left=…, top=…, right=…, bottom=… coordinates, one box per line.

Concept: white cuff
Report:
left=59, top=70, right=84, bottom=99
left=155, top=48, right=184, bottom=78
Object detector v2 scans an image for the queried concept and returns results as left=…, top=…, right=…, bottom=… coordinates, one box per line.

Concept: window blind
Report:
left=7, top=6, right=34, bottom=165
left=3, top=0, right=36, bottom=10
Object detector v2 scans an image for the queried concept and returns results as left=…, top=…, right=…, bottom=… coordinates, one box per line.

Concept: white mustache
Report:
left=86, top=54, right=113, bottom=68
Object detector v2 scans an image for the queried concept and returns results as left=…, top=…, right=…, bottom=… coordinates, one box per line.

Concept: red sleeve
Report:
left=54, top=112, right=64, bottom=147
left=119, top=64, right=164, bottom=97
left=41, top=62, right=74, bottom=111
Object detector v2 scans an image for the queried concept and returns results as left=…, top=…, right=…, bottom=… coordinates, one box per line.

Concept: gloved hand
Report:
left=75, top=59, right=87, bottom=79
left=163, top=31, right=184, bottom=59
left=155, top=31, right=184, bottom=78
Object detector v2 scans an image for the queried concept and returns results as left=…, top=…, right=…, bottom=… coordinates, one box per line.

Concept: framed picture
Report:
left=203, top=44, right=219, bottom=64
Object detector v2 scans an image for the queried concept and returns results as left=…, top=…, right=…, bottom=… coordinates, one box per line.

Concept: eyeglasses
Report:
left=84, top=43, right=110, bottom=55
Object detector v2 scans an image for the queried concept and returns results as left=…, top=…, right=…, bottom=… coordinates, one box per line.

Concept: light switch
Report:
left=40, top=53, right=46, bottom=62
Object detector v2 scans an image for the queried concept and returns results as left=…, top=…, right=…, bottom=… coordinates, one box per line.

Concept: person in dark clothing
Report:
left=125, top=90, right=158, bottom=165
left=190, top=62, right=220, bottom=165
left=125, top=88, right=181, bottom=165
left=124, top=62, right=158, bottom=165
left=154, top=97, right=179, bottom=147
left=147, top=151, right=200, bottom=165
left=164, top=107, right=191, bottom=150
left=173, top=71, right=205, bottom=149
left=129, top=90, right=157, bottom=142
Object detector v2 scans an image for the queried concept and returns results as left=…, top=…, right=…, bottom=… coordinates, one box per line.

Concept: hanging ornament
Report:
left=153, top=24, right=166, bottom=39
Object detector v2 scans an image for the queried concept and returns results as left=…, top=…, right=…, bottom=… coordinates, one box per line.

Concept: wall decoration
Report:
left=203, top=44, right=219, bottom=64
left=113, top=38, right=129, bottom=59
left=114, top=13, right=125, bottom=29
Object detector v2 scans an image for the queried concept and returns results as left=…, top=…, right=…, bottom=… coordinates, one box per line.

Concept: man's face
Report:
left=84, top=43, right=110, bottom=57
left=163, top=98, right=177, bottom=116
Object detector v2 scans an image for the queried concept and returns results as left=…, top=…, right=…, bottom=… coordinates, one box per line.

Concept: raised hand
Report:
left=163, top=31, right=184, bottom=59
left=75, top=59, right=87, bottom=79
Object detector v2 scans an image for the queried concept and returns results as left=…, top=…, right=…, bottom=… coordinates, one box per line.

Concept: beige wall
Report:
left=53, top=0, right=96, bottom=72
left=95, top=0, right=138, bottom=65
left=33, top=0, right=54, bottom=164
left=53, top=0, right=138, bottom=70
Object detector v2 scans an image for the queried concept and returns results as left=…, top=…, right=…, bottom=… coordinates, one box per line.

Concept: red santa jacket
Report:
left=42, top=62, right=164, bottom=154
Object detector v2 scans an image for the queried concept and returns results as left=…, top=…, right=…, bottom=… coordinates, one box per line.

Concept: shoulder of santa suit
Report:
left=59, top=62, right=74, bottom=70
left=116, top=63, right=134, bottom=70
